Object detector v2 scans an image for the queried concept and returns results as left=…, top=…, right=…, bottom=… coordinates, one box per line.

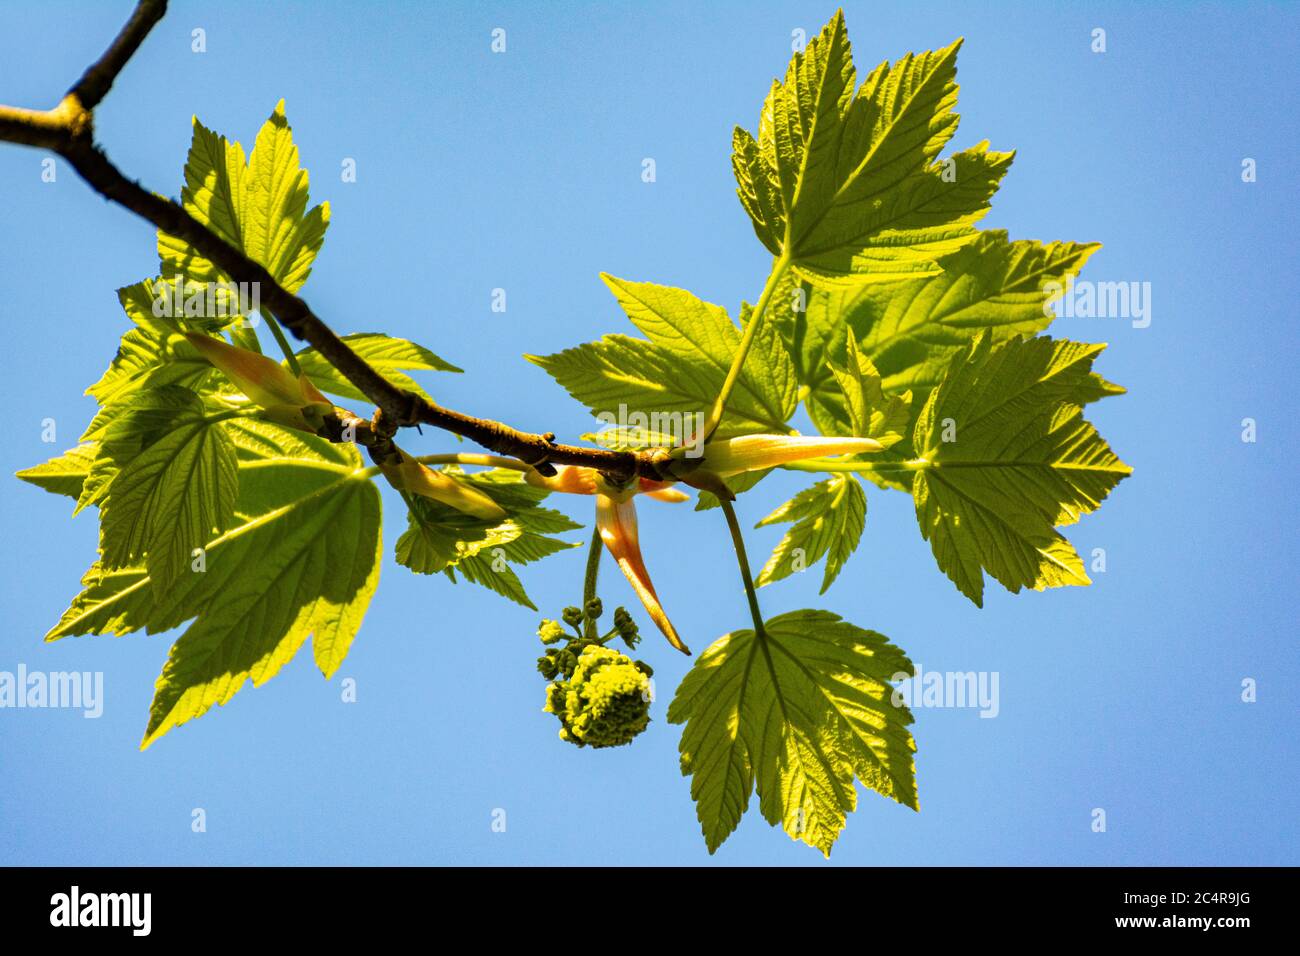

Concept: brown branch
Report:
left=68, top=0, right=169, bottom=110
left=0, top=98, right=89, bottom=150
left=317, top=408, right=403, bottom=467
left=0, top=0, right=678, bottom=484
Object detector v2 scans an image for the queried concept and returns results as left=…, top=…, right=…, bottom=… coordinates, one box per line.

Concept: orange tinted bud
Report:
left=524, top=466, right=691, bottom=503
left=186, top=333, right=333, bottom=433
left=381, top=457, right=507, bottom=521
left=185, top=333, right=309, bottom=407
left=699, top=434, right=882, bottom=477
left=524, top=464, right=600, bottom=496
left=595, top=495, right=689, bottom=655
left=298, top=373, right=331, bottom=407
left=637, top=478, right=690, bottom=503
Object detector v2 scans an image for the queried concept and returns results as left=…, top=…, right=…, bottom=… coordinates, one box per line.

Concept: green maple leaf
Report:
left=732, top=10, right=1009, bottom=283
left=580, top=425, right=684, bottom=451
left=80, top=282, right=231, bottom=452
left=911, top=333, right=1131, bottom=605
left=293, top=332, right=460, bottom=404
left=668, top=609, right=916, bottom=856
left=96, top=390, right=240, bottom=593
left=222, top=415, right=335, bottom=463
left=85, top=103, right=335, bottom=453
left=16, top=444, right=98, bottom=500
left=158, top=100, right=329, bottom=294
left=157, top=117, right=245, bottom=284
left=395, top=468, right=581, bottom=609
left=116, top=277, right=231, bottom=336
left=815, top=331, right=912, bottom=446
left=826, top=230, right=1101, bottom=397
left=789, top=231, right=1106, bottom=490
left=76, top=386, right=219, bottom=514
left=528, top=275, right=797, bottom=439
left=448, top=532, right=579, bottom=609
left=44, top=422, right=380, bottom=749
left=85, top=321, right=214, bottom=416
left=755, top=473, right=866, bottom=592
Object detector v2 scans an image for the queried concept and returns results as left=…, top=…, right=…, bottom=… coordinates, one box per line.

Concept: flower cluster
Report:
left=536, top=600, right=653, bottom=748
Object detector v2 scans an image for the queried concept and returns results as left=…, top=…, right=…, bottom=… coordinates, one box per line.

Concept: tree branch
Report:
left=0, top=0, right=678, bottom=483
left=68, top=0, right=169, bottom=110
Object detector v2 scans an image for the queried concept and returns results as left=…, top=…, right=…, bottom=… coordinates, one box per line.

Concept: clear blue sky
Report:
left=1, top=1, right=1296, bottom=866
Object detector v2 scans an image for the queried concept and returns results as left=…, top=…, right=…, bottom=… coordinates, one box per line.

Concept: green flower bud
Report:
left=562, top=606, right=584, bottom=628
left=537, top=619, right=567, bottom=645
left=556, top=648, right=577, bottom=678
left=612, top=606, right=641, bottom=649
left=542, top=645, right=652, bottom=749
left=544, top=682, right=568, bottom=719
left=584, top=597, right=604, bottom=621
left=537, top=654, right=559, bottom=680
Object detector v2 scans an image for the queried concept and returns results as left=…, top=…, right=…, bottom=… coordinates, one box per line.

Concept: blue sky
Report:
left=1, top=1, right=1296, bottom=865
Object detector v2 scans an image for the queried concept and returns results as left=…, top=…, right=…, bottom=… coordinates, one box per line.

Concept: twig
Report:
left=67, top=0, right=170, bottom=110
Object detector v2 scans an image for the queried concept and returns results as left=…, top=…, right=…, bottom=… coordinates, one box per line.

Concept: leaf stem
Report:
left=703, top=255, right=791, bottom=441
left=581, top=525, right=603, bottom=640
left=262, top=312, right=302, bottom=375
left=718, top=497, right=765, bottom=638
